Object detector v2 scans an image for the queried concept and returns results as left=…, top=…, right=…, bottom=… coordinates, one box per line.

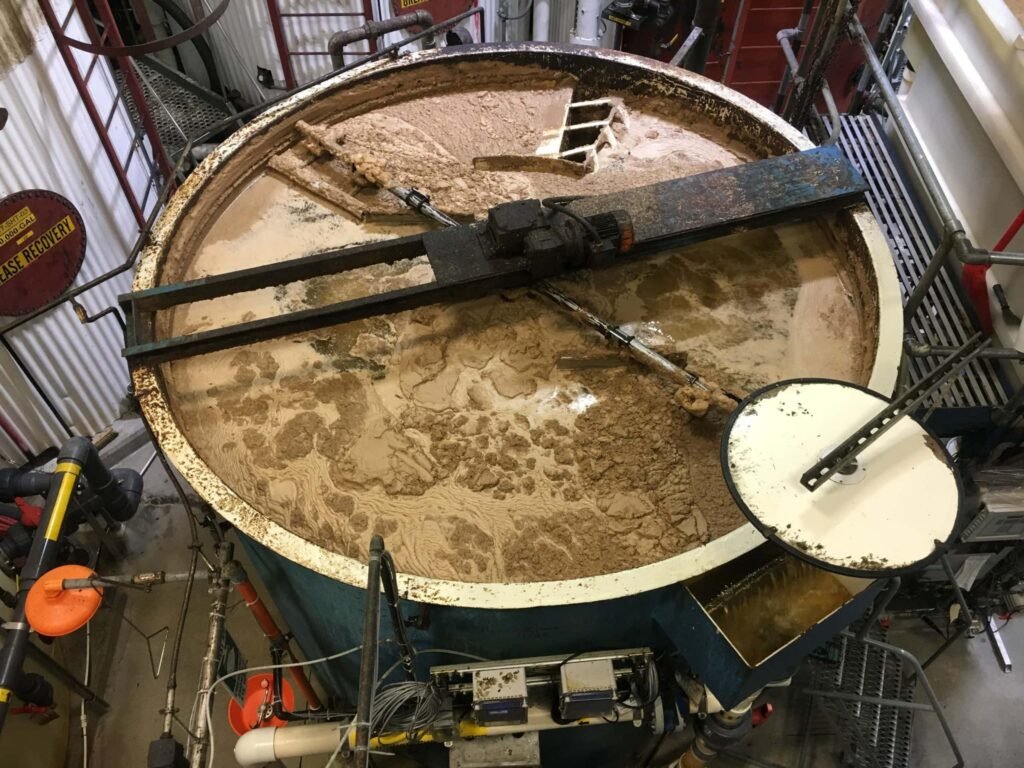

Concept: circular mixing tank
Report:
left=132, top=45, right=901, bottom=624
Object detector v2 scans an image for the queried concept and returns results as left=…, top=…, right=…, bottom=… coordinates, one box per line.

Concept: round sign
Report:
left=0, top=190, right=86, bottom=315
left=721, top=378, right=964, bottom=577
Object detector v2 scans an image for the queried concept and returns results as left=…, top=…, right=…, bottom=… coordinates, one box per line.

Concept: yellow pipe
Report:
left=43, top=463, right=81, bottom=542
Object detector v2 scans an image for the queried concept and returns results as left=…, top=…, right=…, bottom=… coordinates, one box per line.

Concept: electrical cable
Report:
left=377, top=648, right=488, bottom=686
left=540, top=197, right=602, bottom=243
left=203, top=645, right=364, bottom=768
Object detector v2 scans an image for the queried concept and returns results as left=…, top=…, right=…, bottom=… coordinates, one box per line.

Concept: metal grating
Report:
left=116, top=60, right=234, bottom=161
left=838, top=114, right=1010, bottom=408
left=809, top=626, right=916, bottom=768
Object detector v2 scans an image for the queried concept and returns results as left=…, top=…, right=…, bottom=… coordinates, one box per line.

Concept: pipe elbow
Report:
left=234, top=728, right=277, bottom=766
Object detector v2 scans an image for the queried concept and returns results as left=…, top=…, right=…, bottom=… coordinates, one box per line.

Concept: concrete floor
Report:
left=65, top=433, right=313, bottom=768
left=18, top=419, right=1024, bottom=767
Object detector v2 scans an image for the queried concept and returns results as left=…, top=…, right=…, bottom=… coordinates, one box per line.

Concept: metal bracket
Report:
left=121, top=147, right=866, bottom=365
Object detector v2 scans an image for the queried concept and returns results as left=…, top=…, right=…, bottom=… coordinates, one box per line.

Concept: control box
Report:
left=471, top=666, right=528, bottom=726
left=559, top=658, right=617, bottom=720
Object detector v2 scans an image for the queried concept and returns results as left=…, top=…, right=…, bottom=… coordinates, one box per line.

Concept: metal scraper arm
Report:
left=121, top=147, right=865, bottom=365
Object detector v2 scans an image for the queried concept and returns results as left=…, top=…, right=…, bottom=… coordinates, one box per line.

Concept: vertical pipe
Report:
left=228, top=563, right=323, bottom=710
left=532, top=0, right=550, bottom=41
left=570, top=0, right=603, bottom=46
left=354, top=536, right=383, bottom=767
left=188, top=542, right=232, bottom=767
left=361, top=0, right=377, bottom=53
left=266, top=0, right=298, bottom=89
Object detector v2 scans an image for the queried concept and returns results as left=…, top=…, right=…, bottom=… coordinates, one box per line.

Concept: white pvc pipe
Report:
left=570, top=0, right=603, bottom=46
left=234, top=722, right=342, bottom=766
left=532, top=0, right=551, bottom=42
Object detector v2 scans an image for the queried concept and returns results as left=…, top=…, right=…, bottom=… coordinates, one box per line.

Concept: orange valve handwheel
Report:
left=25, top=565, right=103, bottom=637
left=227, top=673, right=295, bottom=735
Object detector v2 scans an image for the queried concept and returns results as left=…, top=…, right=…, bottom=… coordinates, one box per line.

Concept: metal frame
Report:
left=266, top=0, right=377, bottom=90
left=846, top=15, right=1024, bottom=333
left=119, top=146, right=866, bottom=365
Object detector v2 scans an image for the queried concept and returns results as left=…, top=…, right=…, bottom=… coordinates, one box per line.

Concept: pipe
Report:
left=532, top=0, right=551, bottom=42
left=906, top=342, right=1024, bottom=360
left=0, top=470, right=51, bottom=499
left=354, top=535, right=384, bottom=766
left=235, top=702, right=645, bottom=765
left=58, top=571, right=194, bottom=590
left=328, top=11, right=434, bottom=69
left=380, top=550, right=416, bottom=680
left=680, top=707, right=754, bottom=767
left=235, top=721, right=343, bottom=766
left=784, top=0, right=846, bottom=126
left=680, top=0, right=719, bottom=74
left=849, top=16, right=960, bottom=238
left=820, top=80, right=841, bottom=145
left=858, top=576, right=901, bottom=639
left=223, top=558, right=324, bottom=711
left=0, top=436, right=137, bottom=731
left=570, top=0, right=603, bottom=46
left=773, top=0, right=817, bottom=113
left=188, top=541, right=233, bottom=767
left=719, top=0, right=748, bottom=83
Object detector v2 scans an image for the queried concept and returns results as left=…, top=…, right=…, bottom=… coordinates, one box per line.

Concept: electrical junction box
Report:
left=471, top=666, right=527, bottom=725
left=962, top=503, right=1024, bottom=542
left=559, top=657, right=617, bottom=720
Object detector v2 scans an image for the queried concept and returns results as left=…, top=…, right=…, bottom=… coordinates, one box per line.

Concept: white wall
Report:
left=0, top=2, right=153, bottom=463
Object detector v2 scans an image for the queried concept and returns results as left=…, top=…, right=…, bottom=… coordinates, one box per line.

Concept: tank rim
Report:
left=131, top=43, right=902, bottom=608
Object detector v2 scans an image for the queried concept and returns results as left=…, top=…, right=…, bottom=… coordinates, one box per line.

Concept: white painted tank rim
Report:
left=131, top=45, right=903, bottom=609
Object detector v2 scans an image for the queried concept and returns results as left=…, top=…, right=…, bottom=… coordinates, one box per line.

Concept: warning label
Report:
left=0, top=206, right=36, bottom=248
left=0, top=216, right=76, bottom=286
left=0, top=190, right=86, bottom=316
left=399, top=0, right=428, bottom=7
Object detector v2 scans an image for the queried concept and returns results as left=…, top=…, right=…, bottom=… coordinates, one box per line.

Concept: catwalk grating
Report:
left=116, top=60, right=236, bottom=162
left=809, top=625, right=916, bottom=768
left=838, top=115, right=1010, bottom=408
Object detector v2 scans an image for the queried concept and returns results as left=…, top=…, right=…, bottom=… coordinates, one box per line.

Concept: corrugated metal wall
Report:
left=0, top=0, right=598, bottom=465
left=170, top=0, right=374, bottom=107
left=0, top=2, right=152, bottom=465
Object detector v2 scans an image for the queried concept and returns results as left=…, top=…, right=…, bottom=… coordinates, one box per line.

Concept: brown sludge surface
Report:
left=160, top=80, right=872, bottom=583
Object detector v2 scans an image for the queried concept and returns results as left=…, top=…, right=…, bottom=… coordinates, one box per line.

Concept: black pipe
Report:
left=380, top=550, right=416, bottom=680
left=328, top=11, right=434, bottom=69
left=0, top=437, right=140, bottom=733
left=681, top=0, right=719, bottom=74
left=354, top=535, right=384, bottom=766
left=0, top=470, right=51, bottom=499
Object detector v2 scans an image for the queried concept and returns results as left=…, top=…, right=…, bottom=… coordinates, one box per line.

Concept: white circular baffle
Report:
left=721, top=379, right=964, bottom=577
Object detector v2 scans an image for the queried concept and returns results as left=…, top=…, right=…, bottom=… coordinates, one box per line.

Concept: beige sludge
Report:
left=138, top=53, right=894, bottom=591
